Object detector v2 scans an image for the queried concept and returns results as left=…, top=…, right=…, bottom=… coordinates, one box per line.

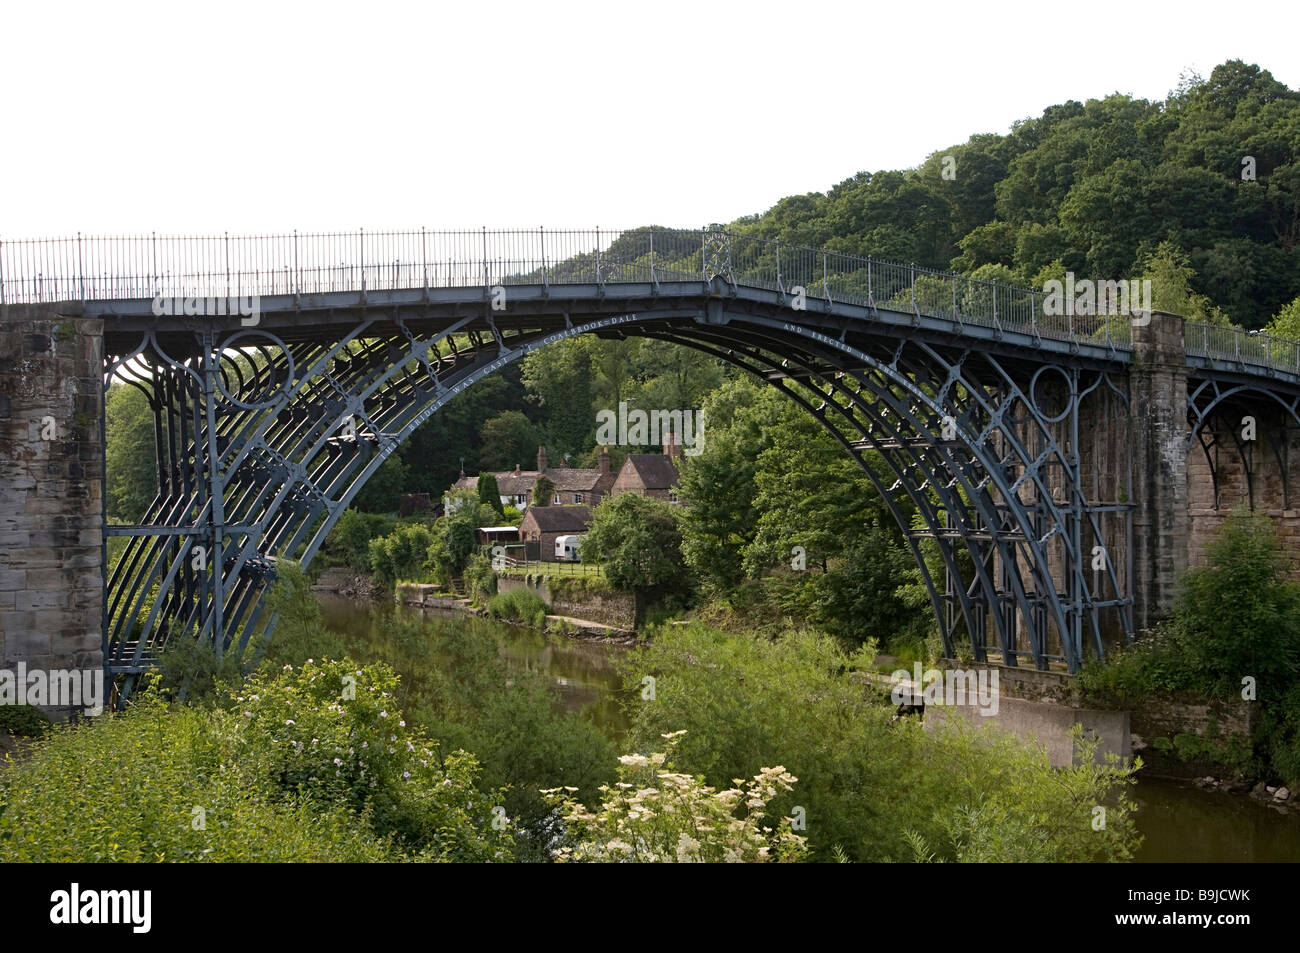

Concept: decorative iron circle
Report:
left=1029, top=364, right=1072, bottom=423
left=214, top=330, right=295, bottom=410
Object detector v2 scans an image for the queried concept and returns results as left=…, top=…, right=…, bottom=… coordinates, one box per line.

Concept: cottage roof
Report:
left=521, top=505, right=593, bottom=533
left=620, top=454, right=680, bottom=490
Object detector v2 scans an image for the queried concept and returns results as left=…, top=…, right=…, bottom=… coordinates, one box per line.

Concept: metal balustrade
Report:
left=1, top=226, right=1292, bottom=375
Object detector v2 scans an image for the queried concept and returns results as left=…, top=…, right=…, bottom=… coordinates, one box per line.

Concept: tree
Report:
left=522, top=338, right=595, bottom=458
left=675, top=378, right=779, bottom=594
left=477, top=473, right=506, bottom=517
left=352, top=454, right=409, bottom=513
left=105, top=382, right=156, bottom=522
left=1139, top=241, right=1233, bottom=325
left=478, top=411, right=540, bottom=471
left=1171, top=509, right=1300, bottom=697
left=582, top=494, right=686, bottom=597
left=744, top=401, right=883, bottom=575
left=367, top=523, right=435, bottom=585
left=426, top=489, right=492, bottom=582
left=1267, top=294, right=1300, bottom=338
left=532, top=475, right=555, bottom=507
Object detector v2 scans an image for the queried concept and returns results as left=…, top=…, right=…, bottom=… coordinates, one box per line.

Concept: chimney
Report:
left=598, top=446, right=610, bottom=475
left=537, top=445, right=547, bottom=472
left=514, top=463, right=521, bottom=475
left=664, top=428, right=681, bottom=461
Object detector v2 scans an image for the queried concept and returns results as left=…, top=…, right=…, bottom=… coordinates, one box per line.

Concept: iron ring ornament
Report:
left=214, top=329, right=296, bottom=411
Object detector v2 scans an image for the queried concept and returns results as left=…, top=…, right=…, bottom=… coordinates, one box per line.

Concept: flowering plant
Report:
left=543, top=731, right=807, bottom=862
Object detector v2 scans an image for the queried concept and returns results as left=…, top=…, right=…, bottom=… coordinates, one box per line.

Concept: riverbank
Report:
left=312, top=568, right=641, bottom=644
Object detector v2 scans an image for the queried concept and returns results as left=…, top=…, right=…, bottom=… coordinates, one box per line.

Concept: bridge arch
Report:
left=104, top=305, right=1129, bottom=691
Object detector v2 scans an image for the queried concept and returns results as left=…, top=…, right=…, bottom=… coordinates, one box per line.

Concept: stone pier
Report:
left=1129, top=311, right=1190, bottom=629
left=0, top=307, right=105, bottom=719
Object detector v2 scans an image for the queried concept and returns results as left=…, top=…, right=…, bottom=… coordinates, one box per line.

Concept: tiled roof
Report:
left=622, top=454, right=680, bottom=490
left=547, top=467, right=603, bottom=491
left=454, top=467, right=612, bottom=497
left=521, top=504, right=593, bottom=533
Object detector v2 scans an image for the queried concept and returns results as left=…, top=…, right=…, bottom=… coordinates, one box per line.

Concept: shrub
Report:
left=288, top=610, right=617, bottom=862
left=582, top=495, right=686, bottom=597
left=1170, top=509, right=1300, bottom=697
left=621, top=624, right=1140, bottom=862
left=485, top=589, right=549, bottom=628
left=0, top=660, right=513, bottom=862
left=544, top=732, right=807, bottom=862
left=325, top=508, right=396, bottom=571
left=463, top=553, right=498, bottom=605
left=369, top=523, right=436, bottom=585
left=0, top=705, right=52, bottom=738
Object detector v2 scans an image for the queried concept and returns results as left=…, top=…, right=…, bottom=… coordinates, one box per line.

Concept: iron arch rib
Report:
left=104, top=303, right=1132, bottom=690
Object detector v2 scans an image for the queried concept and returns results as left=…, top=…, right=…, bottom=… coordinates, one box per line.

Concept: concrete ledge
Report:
left=925, top=697, right=1131, bottom=769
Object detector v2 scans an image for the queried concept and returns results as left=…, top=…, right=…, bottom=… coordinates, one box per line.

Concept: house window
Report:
left=573, top=493, right=583, bottom=504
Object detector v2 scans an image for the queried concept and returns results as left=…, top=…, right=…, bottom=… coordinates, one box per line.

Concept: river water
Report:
left=316, top=595, right=1300, bottom=863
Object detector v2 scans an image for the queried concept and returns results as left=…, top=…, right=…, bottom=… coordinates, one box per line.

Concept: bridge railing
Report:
left=1184, top=321, right=1300, bottom=374
left=3, top=227, right=1296, bottom=375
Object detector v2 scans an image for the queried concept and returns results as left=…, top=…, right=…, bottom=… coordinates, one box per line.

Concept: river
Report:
left=316, top=594, right=1300, bottom=862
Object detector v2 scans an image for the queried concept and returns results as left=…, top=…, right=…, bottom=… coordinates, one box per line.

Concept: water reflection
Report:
left=1132, top=775, right=1300, bottom=862
left=316, top=594, right=631, bottom=735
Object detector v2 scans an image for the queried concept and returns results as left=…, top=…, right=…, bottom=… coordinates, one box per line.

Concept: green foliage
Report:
left=104, top=383, right=156, bottom=523
left=621, top=624, right=1141, bottom=862
left=476, top=473, right=506, bottom=517
left=677, top=376, right=928, bottom=645
left=1139, top=241, right=1233, bottom=325
left=545, top=575, right=612, bottom=601
left=0, top=660, right=513, bottom=862
left=0, top=705, right=51, bottom=738
left=273, top=610, right=617, bottom=862
left=1079, top=509, right=1300, bottom=785
left=1172, top=509, right=1300, bottom=697
left=368, top=522, right=436, bottom=585
left=676, top=378, right=778, bottom=594
left=485, top=589, right=549, bottom=628
left=352, top=453, right=410, bottom=513
left=1076, top=635, right=1193, bottom=701
left=426, top=491, right=494, bottom=584
left=582, top=494, right=686, bottom=597
left=152, top=635, right=245, bottom=705
left=732, top=60, right=1300, bottom=328
left=1267, top=295, right=1300, bottom=338
left=323, top=508, right=396, bottom=572
left=478, top=410, right=541, bottom=471
left=521, top=337, right=596, bottom=458
left=544, top=732, right=808, bottom=862
left=532, top=475, right=555, bottom=507
left=462, top=553, right=498, bottom=605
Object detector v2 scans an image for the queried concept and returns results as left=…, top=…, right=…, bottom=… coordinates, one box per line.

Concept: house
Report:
left=517, top=504, right=593, bottom=561
left=610, top=429, right=683, bottom=502
left=449, top=445, right=616, bottom=510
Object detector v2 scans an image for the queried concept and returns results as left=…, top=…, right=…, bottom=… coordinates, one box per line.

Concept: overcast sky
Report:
left=2, top=0, right=1296, bottom=238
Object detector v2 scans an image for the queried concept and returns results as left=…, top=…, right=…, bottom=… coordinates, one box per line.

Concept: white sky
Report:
left=2, top=0, right=1297, bottom=238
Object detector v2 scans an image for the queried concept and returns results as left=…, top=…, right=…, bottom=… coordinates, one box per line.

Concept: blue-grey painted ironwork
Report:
left=5, top=226, right=1300, bottom=378
left=2, top=226, right=1294, bottom=696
